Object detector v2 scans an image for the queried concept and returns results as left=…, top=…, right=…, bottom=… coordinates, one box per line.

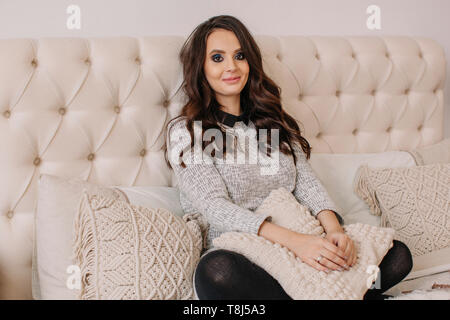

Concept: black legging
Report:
left=194, top=240, right=413, bottom=300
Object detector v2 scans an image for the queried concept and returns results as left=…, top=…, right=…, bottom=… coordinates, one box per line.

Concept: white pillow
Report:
left=34, top=175, right=128, bottom=300
left=116, top=186, right=183, bottom=218
left=308, top=151, right=416, bottom=226
left=33, top=174, right=184, bottom=300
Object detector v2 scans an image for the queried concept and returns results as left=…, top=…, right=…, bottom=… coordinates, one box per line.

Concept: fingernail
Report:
left=344, top=264, right=348, bottom=269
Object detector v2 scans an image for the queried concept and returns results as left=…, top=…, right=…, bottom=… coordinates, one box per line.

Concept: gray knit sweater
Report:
left=167, top=115, right=343, bottom=250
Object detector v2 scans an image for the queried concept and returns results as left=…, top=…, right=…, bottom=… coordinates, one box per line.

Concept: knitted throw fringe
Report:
left=73, top=190, right=100, bottom=300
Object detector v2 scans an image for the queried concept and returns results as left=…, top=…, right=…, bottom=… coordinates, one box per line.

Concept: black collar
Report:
left=216, top=108, right=249, bottom=127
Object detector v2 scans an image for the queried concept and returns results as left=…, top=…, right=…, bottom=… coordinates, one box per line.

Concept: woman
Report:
left=164, top=15, right=412, bottom=300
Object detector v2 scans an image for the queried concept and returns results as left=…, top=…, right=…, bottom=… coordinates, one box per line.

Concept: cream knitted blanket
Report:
left=213, top=187, right=395, bottom=300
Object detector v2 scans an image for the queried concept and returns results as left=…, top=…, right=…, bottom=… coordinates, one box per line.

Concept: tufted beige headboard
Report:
left=0, top=36, right=446, bottom=299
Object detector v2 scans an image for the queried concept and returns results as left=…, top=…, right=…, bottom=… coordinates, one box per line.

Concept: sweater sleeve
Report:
left=291, top=142, right=344, bottom=225
left=167, top=119, right=272, bottom=234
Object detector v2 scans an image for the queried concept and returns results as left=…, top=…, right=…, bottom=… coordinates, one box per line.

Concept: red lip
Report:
left=223, top=76, right=240, bottom=81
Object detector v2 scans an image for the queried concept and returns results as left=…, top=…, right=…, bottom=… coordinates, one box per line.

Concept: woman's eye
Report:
left=235, top=52, right=245, bottom=60
left=212, top=54, right=223, bottom=62
left=211, top=52, right=245, bottom=62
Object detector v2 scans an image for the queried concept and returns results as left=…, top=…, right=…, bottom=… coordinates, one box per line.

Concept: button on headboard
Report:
left=259, top=36, right=446, bottom=152
left=0, top=36, right=446, bottom=299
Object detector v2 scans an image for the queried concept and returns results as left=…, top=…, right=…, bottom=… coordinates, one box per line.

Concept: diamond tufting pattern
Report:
left=0, top=35, right=446, bottom=299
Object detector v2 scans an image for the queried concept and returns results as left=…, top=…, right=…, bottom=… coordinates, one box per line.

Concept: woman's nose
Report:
left=225, top=56, right=237, bottom=71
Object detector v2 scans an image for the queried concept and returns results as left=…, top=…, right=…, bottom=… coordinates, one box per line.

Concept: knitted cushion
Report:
left=354, top=163, right=450, bottom=256
left=73, top=189, right=203, bottom=300
left=212, top=187, right=395, bottom=300
left=354, top=163, right=450, bottom=279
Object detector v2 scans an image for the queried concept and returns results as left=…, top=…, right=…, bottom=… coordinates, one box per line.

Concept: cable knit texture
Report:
left=73, top=189, right=203, bottom=300
left=354, top=163, right=450, bottom=257
left=212, top=187, right=395, bottom=300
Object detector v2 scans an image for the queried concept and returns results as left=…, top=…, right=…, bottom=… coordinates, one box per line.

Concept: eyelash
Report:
left=211, top=52, right=245, bottom=62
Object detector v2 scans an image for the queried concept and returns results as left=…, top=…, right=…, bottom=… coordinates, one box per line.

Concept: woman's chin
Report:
left=218, top=86, right=244, bottom=96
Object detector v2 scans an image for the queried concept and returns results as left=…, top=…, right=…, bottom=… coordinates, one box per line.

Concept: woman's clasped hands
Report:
left=288, top=231, right=357, bottom=273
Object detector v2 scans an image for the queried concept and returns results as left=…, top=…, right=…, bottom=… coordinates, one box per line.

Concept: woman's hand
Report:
left=288, top=233, right=349, bottom=273
left=258, top=221, right=352, bottom=272
left=325, top=231, right=357, bottom=267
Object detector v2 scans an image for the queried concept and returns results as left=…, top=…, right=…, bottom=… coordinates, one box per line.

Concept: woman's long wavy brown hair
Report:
left=163, top=15, right=311, bottom=168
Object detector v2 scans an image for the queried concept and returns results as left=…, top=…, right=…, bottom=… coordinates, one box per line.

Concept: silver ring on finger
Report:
left=316, top=255, right=323, bottom=263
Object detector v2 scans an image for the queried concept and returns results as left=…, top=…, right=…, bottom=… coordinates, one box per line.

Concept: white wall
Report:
left=1, top=0, right=449, bottom=137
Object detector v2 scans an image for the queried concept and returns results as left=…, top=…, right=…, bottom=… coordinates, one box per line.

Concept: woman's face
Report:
left=203, top=29, right=249, bottom=103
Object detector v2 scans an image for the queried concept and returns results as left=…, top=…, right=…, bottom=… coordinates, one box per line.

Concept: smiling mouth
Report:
left=223, top=76, right=241, bottom=82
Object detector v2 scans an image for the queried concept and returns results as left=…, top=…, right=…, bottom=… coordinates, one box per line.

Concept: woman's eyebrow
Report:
left=209, top=48, right=242, bottom=55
